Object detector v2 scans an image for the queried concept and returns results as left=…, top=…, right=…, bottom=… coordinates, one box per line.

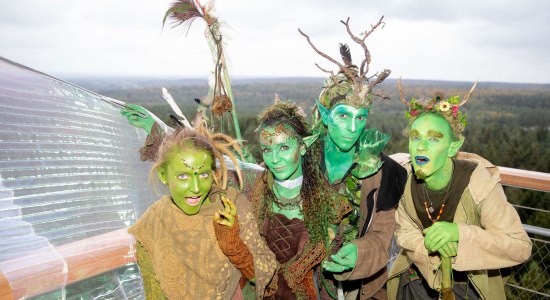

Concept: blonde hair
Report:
left=150, top=122, right=243, bottom=190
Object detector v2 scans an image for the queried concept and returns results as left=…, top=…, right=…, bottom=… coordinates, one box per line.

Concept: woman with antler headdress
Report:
left=299, top=17, right=407, bottom=299
left=386, top=80, right=531, bottom=299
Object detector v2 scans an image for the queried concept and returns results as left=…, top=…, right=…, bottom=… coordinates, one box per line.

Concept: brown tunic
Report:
left=262, top=214, right=309, bottom=299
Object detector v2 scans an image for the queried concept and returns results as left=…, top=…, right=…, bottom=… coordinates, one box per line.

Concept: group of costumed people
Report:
left=119, top=12, right=532, bottom=300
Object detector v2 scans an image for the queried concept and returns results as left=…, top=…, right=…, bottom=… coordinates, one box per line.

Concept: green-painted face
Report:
left=158, top=149, right=214, bottom=215
left=259, top=123, right=305, bottom=181
left=326, top=104, right=369, bottom=152
left=409, top=113, right=462, bottom=184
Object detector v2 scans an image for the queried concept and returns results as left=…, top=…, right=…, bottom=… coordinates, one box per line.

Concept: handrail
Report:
left=498, top=166, right=550, bottom=193
left=1, top=153, right=549, bottom=299
left=523, top=224, right=550, bottom=238
left=0, top=228, right=135, bottom=300
left=390, top=152, right=550, bottom=192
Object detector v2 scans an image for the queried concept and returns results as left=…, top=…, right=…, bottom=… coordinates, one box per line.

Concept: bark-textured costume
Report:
left=387, top=152, right=532, bottom=299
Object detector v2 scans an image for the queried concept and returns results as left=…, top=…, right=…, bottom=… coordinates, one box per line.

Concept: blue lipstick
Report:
left=415, top=156, right=430, bottom=166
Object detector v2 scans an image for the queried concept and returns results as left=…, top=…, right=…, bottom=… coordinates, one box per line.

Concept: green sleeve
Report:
left=136, top=241, right=167, bottom=300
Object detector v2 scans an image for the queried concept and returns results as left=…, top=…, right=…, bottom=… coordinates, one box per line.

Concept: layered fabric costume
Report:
left=321, top=149, right=407, bottom=299
left=387, top=152, right=532, bottom=299
left=128, top=186, right=276, bottom=299
left=251, top=171, right=345, bottom=300
left=250, top=172, right=351, bottom=300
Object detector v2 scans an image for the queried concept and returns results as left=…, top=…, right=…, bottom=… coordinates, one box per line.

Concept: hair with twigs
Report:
left=299, top=17, right=391, bottom=110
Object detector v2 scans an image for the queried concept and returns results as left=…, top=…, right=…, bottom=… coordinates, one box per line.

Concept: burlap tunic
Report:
left=128, top=187, right=277, bottom=299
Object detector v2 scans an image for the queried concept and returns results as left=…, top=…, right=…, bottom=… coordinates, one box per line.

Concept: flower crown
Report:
left=399, top=79, right=477, bottom=139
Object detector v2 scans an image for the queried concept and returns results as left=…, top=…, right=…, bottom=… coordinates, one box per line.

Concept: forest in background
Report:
left=74, top=77, right=550, bottom=228
left=73, top=77, right=550, bottom=296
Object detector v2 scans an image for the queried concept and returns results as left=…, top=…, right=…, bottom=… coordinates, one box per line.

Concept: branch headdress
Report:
left=299, top=17, right=391, bottom=110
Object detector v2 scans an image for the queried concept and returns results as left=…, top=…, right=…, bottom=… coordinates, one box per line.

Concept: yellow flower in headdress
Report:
left=438, top=101, right=451, bottom=112
left=398, top=79, right=477, bottom=139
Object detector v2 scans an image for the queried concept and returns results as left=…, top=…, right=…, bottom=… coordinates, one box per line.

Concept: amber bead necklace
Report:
left=423, top=164, right=454, bottom=223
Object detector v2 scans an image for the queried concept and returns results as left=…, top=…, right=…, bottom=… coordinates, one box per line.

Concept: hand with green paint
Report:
left=323, top=243, right=358, bottom=273
left=423, top=221, right=459, bottom=253
left=214, top=196, right=237, bottom=228
left=437, top=241, right=458, bottom=258
left=351, top=128, right=388, bottom=179
left=120, top=103, right=155, bottom=135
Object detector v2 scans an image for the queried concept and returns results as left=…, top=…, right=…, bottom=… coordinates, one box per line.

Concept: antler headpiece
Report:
left=299, top=17, right=391, bottom=109
left=398, top=78, right=477, bottom=138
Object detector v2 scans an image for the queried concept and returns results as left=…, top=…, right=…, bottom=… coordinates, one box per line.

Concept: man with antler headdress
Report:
left=386, top=80, right=531, bottom=299
left=299, top=17, right=408, bottom=299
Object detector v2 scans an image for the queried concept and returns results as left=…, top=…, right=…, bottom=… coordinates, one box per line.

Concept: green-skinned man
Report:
left=300, top=19, right=408, bottom=296
left=387, top=81, right=532, bottom=299
left=311, top=72, right=407, bottom=299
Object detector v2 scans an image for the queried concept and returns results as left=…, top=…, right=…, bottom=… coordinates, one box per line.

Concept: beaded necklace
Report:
left=423, top=164, right=454, bottom=223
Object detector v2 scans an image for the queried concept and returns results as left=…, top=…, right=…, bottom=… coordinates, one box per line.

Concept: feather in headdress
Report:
left=162, top=87, right=192, bottom=128
left=163, top=0, right=203, bottom=33
left=162, top=0, right=245, bottom=143
left=339, top=43, right=352, bottom=67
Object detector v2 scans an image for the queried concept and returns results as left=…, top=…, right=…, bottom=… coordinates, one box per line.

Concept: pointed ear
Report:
left=157, top=167, right=167, bottom=185
left=316, top=99, right=330, bottom=126
left=448, top=136, right=465, bottom=157
left=302, top=133, right=319, bottom=149
left=300, top=144, right=307, bottom=156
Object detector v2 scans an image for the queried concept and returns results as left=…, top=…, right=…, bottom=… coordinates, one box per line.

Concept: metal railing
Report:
left=506, top=234, right=550, bottom=299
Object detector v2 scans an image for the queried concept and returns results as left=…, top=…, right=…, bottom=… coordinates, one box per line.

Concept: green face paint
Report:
left=162, top=149, right=214, bottom=215
left=409, top=113, right=455, bottom=188
left=260, top=123, right=304, bottom=181
left=327, top=104, right=369, bottom=152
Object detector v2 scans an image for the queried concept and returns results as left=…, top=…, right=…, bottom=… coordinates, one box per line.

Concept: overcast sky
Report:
left=1, top=0, right=549, bottom=84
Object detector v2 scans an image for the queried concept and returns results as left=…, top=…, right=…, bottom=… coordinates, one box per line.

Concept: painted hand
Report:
left=322, top=243, right=357, bottom=273
left=214, top=196, right=237, bottom=227
left=437, top=241, right=458, bottom=258
left=351, top=129, right=389, bottom=179
left=120, top=103, right=155, bottom=134
left=423, top=221, right=459, bottom=253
